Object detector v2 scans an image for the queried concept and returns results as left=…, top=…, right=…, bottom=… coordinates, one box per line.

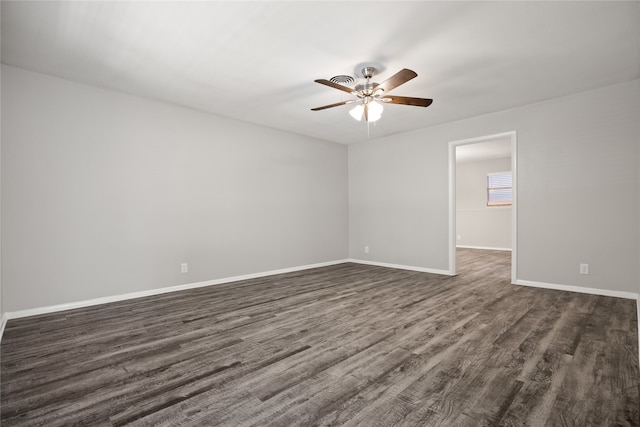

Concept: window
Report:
left=487, top=172, right=512, bottom=206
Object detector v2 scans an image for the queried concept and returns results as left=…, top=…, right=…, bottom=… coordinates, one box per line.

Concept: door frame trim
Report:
left=448, top=131, right=517, bottom=282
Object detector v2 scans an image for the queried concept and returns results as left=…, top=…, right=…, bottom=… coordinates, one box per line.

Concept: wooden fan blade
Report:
left=314, top=79, right=356, bottom=94
left=381, top=96, right=433, bottom=107
left=311, top=100, right=356, bottom=111
left=375, top=69, right=418, bottom=94
left=364, top=102, right=369, bottom=122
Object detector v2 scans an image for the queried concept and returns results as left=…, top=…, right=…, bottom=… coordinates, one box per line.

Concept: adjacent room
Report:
left=1, top=1, right=639, bottom=425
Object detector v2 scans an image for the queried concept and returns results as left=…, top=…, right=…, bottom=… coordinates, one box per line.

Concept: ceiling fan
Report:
left=311, top=67, right=433, bottom=123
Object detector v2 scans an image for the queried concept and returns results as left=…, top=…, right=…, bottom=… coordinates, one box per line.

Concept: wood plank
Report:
left=1, top=249, right=637, bottom=426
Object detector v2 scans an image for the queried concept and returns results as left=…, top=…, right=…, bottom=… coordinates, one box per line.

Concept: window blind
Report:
left=487, top=172, right=512, bottom=206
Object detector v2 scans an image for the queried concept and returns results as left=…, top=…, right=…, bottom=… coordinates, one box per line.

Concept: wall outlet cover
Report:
left=579, top=263, right=589, bottom=275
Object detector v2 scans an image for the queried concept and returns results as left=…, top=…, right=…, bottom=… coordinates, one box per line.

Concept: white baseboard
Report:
left=513, top=279, right=639, bottom=300
left=456, top=245, right=512, bottom=251
left=3, top=261, right=638, bottom=369
left=0, top=313, right=7, bottom=343
left=637, top=295, right=639, bottom=363
left=5, top=259, right=350, bottom=320
left=348, top=258, right=453, bottom=276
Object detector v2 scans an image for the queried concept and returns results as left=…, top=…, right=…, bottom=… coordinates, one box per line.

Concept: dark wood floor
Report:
left=1, top=249, right=638, bottom=426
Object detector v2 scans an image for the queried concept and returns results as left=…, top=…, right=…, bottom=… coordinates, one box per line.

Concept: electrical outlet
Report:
left=364, top=246, right=369, bottom=254
left=579, top=263, right=589, bottom=275
left=457, top=235, right=462, bottom=241
left=181, top=262, right=188, bottom=273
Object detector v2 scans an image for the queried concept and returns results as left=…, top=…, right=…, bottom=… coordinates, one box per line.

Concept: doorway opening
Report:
left=448, top=131, right=517, bottom=282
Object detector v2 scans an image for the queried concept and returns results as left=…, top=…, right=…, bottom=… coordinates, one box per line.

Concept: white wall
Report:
left=456, top=157, right=511, bottom=250
left=1, top=65, right=349, bottom=312
left=0, top=14, right=3, bottom=326
left=2, top=65, right=639, bottom=312
left=350, top=79, right=640, bottom=293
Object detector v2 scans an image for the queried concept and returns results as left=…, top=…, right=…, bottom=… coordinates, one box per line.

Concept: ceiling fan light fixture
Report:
left=367, top=100, right=383, bottom=122
left=349, top=104, right=364, bottom=121
left=349, top=101, right=383, bottom=122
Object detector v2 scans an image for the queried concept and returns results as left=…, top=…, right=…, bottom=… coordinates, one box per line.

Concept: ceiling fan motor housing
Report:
left=354, top=83, right=379, bottom=97
left=356, top=67, right=381, bottom=96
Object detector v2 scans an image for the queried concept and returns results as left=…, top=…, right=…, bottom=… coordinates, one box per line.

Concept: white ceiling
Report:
left=2, top=1, right=639, bottom=145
